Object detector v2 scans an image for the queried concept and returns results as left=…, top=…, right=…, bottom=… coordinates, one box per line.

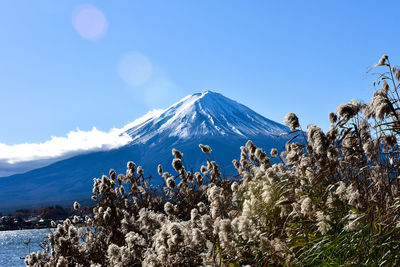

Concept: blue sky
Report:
left=0, top=0, right=399, bottom=147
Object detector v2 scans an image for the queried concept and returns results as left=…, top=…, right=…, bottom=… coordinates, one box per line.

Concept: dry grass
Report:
left=26, top=55, right=400, bottom=266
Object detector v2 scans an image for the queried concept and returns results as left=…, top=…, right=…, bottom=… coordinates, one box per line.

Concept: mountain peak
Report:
left=124, top=91, right=288, bottom=144
left=171, top=90, right=223, bottom=109
left=189, top=90, right=218, bottom=96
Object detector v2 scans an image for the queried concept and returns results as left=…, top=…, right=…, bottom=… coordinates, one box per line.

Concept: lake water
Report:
left=0, top=228, right=52, bottom=267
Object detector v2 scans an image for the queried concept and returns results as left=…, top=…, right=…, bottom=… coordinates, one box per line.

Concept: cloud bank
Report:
left=0, top=128, right=131, bottom=177
left=0, top=110, right=163, bottom=177
left=0, top=128, right=132, bottom=164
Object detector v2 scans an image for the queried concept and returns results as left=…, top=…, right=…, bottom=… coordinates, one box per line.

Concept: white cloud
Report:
left=0, top=109, right=164, bottom=177
left=0, top=127, right=132, bottom=165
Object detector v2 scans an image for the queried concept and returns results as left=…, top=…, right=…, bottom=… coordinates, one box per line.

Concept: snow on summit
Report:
left=124, top=91, right=288, bottom=143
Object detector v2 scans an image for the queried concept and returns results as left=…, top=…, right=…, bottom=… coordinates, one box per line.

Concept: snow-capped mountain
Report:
left=123, top=91, right=287, bottom=143
left=0, top=91, right=290, bottom=211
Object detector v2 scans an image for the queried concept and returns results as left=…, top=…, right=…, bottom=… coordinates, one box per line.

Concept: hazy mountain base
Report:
left=0, top=135, right=287, bottom=212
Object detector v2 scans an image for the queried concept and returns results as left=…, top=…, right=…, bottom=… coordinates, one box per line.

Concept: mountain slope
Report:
left=0, top=91, right=290, bottom=212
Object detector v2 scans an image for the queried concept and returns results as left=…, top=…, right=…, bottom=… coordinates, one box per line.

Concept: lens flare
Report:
left=72, top=4, right=108, bottom=41
left=118, top=52, right=153, bottom=86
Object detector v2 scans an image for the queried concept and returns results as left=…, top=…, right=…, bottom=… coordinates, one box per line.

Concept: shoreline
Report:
left=0, top=225, right=54, bottom=232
